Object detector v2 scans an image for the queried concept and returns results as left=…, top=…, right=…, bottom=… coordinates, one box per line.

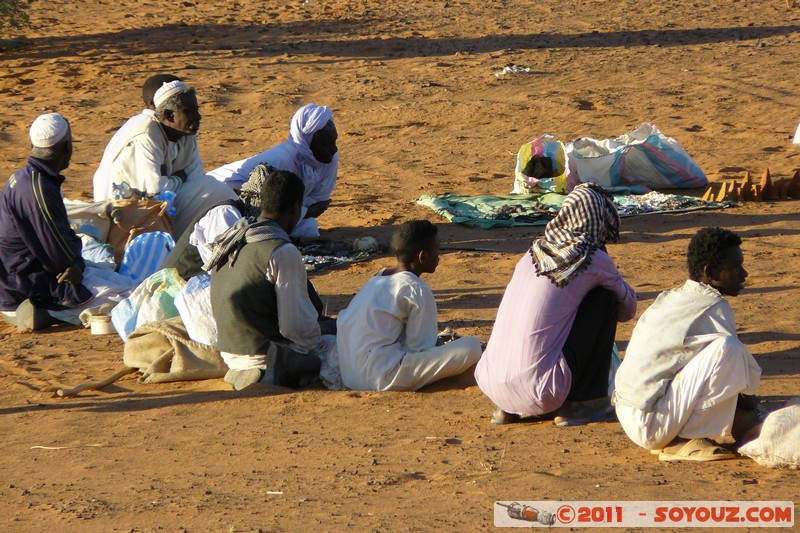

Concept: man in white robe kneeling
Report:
left=208, top=104, right=338, bottom=240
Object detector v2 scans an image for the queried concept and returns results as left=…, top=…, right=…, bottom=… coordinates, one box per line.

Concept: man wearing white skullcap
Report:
left=29, top=113, right=71, bottom=148
left=208, top=104, right=339, bottom=239
left=92, top=77, right=237, bottom=239
left=0, top=114, right=135, bottom=331
left=93, top=74, right=181, bottom=200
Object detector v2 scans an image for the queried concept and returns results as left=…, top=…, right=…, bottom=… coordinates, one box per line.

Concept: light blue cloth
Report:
left=174, top=273, right=216, bottom=347
left=111, top=268, right=185, bottom=341
left=79, top=234, right=117, bottom=270
left=152, top=190, right=177, bottom=217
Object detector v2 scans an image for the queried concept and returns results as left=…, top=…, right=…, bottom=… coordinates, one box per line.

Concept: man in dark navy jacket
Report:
left=0, top=113, right=91, bottom=331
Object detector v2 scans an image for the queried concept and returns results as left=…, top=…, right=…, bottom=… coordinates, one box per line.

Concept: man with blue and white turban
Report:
left=209, top=104, right=339, bottom=238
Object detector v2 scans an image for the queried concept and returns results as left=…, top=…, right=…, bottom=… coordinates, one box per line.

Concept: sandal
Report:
left=658, top=438, right=737, bottom=462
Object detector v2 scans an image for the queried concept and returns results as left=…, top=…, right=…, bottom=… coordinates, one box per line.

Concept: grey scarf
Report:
left=203, top=217, right=290, bottom=271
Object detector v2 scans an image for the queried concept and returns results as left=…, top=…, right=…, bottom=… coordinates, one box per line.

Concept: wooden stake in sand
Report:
left=760, top=168, right=774, bottom=200
left=789, top=170, right=800, bottom=199
left=740, top=171, right=754, bottom=201
left=701, top=184, right=716, bottom=202
left=715, top=181, right=730, bottom=203
left=56, top=367, right=138, bottom=397
left=729, top=180, right=741, bottom=202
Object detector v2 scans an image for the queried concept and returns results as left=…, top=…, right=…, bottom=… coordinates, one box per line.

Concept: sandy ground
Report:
left=1, top=1, right=799, bottom=531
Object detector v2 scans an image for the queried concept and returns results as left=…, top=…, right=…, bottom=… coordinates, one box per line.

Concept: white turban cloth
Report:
left=29, top=113, right=70, bottom=148
left=289, top=104, right=334, bottom=165
left=154, top=80, right=191, bottom=108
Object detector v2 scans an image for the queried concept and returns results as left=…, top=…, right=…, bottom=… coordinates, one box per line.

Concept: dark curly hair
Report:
left=687, top=227, right=742, bottom=280
left=391, top=220, right=438, bottom=263
left=260, top=169, right=305, bottom=216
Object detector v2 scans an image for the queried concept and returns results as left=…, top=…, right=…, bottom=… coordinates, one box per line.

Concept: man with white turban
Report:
left=92, top=78, right=238, bottom=239
left=209, top=104, right=339, bottom=238
left=0, top=114, right=135, bottom=332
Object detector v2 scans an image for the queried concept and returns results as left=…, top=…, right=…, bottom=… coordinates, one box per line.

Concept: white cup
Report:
left=90, top=314, right=115, bottom=335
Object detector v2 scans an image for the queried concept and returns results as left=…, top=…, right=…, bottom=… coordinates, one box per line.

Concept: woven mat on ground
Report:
left=416, top=191, right=732, bottom=229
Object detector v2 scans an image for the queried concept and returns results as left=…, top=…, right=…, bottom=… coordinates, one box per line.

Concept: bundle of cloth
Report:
left=739, top=398, right=800, bottom=469
left=513, top=124, right=708, bottom=195
left=66, top=197, right=175, bottom=283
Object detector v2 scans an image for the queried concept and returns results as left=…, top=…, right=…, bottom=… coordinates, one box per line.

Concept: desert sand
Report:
left=1, top=1, right=799, bottom=531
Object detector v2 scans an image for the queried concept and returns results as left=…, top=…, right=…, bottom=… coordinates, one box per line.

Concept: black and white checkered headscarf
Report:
left=530, top=182, right=620, bottom=287
left=237, top=163, right=274, bottom=219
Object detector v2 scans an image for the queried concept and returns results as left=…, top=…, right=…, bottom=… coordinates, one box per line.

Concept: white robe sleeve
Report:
left=114, top=133, right=171, bottom=196
left=400, top=279, right=439, bottom=353
left=189, top=206, right=243, bottom=264
left=303, top=156, right=338, bottom=207
left=267, top=243, right=321, bottom=354
left=207, top=149, right=269, bottom=189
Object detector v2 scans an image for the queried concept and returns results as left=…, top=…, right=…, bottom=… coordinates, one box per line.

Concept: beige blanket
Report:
left=123, top=316, right=227, bottom=383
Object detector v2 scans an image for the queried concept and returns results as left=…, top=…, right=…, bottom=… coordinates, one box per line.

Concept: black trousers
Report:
left=561, top=287, right=619, bottom=402
left=267, top=342, right=322, bottom=388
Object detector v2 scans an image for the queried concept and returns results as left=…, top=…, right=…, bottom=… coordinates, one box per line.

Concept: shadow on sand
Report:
left=4, top=22, right=799, bottom=61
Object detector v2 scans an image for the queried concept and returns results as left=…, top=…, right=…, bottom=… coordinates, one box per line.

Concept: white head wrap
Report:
left=289, top=104, right=334, bottom=165
left=154, top=80, right=191, bottom=108
left=29, top=113, right=70, bottom=148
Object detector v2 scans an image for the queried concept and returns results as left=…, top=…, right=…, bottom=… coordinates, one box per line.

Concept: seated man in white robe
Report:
left=93, top=74, right=182, bottom=201
left=614, top=227, right=764, bottom=462
left=92, top=79, right=237, bottom=239
left=335, top=220, right=482, bottom=391
left=208, top=104, right=338, bottom=239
